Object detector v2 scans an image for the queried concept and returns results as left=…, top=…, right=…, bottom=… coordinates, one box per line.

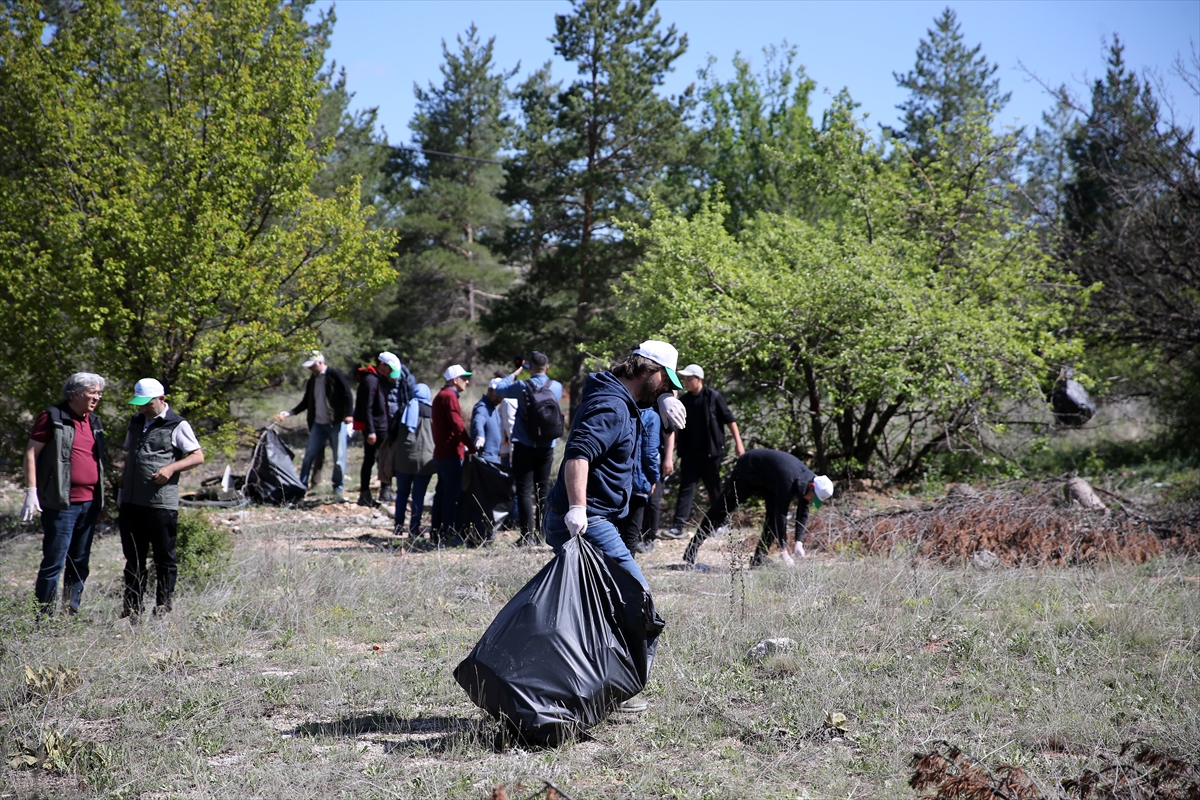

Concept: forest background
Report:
left=0, top=0, right=1197, bottom=485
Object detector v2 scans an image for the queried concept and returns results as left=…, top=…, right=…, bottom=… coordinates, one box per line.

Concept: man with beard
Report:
left=543, top=341, right=687, bottom=588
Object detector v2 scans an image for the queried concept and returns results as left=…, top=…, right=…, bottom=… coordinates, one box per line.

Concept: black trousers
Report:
left=683, top=478, right=788, bottom=564
left=119, top=503, right=178, bottom=614
left=512, top=442, right=554, bottom=540
left=671, top=454, right=723, bottom=528
left=618, top=494, right=650, bottom=552
left=360, top=437, right=380, bottom=495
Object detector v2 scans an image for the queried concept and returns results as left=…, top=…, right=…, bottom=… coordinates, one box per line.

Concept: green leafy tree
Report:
left=696, top=43, right=824, bottom=233
left=487, top=0, right=693, bottom=414
left=614, top=95, right=1084, bottom=481
left=0, top=0, right=394, bottom=455
left=377, top=25, right=515, bottom=374
left=890, top=7, right=1010, bottom=165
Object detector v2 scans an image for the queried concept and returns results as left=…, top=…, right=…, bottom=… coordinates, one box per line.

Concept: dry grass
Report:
left=0, top=489, right=1198, bottom=799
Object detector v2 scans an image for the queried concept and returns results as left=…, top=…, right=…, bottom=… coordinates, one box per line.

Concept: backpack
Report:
left=523, top=379, right=564, bottom=446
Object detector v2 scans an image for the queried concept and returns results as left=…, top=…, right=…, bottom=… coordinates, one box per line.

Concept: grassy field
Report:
left=1, top=487, right=1197, bottom=799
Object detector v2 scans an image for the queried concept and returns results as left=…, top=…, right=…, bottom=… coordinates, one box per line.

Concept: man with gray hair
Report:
left=22, top=373, right=107, bottom=614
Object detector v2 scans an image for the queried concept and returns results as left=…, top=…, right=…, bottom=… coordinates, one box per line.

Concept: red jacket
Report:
left=432, top=385, right=472, bottom=459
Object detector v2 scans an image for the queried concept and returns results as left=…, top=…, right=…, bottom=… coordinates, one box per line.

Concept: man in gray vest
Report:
left=22, top=373, right=107, bottom=614
left=118, top=378, right=205, bottom=618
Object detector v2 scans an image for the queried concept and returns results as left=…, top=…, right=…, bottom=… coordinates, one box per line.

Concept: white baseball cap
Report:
left=632, top=340, right=684, bottom=390
left=128, top=378, right=165, bottom=406
left=678, top=364, right=705, bottom=380
left=812, top=475, right=834, bottom=508
left=444, top=364, right=473, bottom=382
left=377, top=351, right=401, bottom=378
left=301, top=350, right=324, bottom=368
left=488, top=377, right=504, bottom=390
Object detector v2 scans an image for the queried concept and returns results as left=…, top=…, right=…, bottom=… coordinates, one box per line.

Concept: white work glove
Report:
left=474, top=436, right=486, bottom=451
left=658, top=394, right=687, bottom=430
left=565, top=505, right=588, bottom=537
left=273, top=410, right=291, bottom=421
left=20, top=488, right=41, bottom=522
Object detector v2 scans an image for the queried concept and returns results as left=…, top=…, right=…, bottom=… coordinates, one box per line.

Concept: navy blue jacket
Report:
left=470, top=395, right=503, bottom=464
left=547, top=371, right=642, bottom=519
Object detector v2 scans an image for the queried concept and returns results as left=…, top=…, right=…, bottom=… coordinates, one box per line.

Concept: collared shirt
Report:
left=30, top=407, right=99, bottom=502
left=122, top=404, right=202, bottom=454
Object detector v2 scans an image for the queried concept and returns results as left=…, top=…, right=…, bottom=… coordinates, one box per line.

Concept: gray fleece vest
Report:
left=122, top=411, right=185, bottom=509
left=35, top=404, right=106, bottom=511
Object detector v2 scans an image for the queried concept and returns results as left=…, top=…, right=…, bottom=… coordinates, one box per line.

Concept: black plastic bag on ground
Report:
left=456, top=454, right=514, bottom=546
left=244, top=428, right=307, bottom=505
left=454, top=534, right=665, bottom=745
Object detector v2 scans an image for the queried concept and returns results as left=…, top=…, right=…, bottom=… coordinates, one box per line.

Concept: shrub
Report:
left=176, top=510, right=233, bottom=585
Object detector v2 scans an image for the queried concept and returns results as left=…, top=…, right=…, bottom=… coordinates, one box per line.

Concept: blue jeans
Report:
left=430, top=458, right=462, bottom=538
left=395, top=472, right=432, bottom=534
left=545, top=508, right=647, bottom=588
left=299, top=422, right=346, bottom=493
left=35, top=500, right=99, bottom=612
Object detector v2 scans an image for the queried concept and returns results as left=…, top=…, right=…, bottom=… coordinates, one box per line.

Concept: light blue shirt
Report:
left=493, top=373, right=564, bottom=449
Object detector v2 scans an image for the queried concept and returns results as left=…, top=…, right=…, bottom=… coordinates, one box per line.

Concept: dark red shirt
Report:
left=30, top=409, right=99, bottom=502
left=431, top=386, right=471, bottom=460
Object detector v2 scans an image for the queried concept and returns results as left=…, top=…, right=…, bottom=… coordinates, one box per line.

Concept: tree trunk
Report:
left=1064, top=477, right=1107, bottom=512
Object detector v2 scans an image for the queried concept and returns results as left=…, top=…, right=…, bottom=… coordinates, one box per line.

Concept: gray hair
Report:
left=62, top=372, right=106, bottom=401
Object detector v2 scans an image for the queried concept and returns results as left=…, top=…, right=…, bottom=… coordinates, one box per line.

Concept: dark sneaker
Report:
left=632, top=540, right=655, bottom=555
left=659, top=526, right=686, bottom=540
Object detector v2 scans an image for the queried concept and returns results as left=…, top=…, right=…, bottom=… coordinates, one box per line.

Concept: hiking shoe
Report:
left=616, top=697, right=648, bottom=713
left=659, top=526, right=686, bottom=540
left=632, top=540, right=655, bottom=555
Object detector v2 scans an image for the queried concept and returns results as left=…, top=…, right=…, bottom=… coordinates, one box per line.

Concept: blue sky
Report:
left=316, top=0, right=1199, bottom=143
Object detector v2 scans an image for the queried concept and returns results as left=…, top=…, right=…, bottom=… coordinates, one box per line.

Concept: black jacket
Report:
left=290, top=365, right=353, bottom=430
left=678, top=386, right=736, bottom=460
left=353, top=366, right=392, bottom=436
left=729, top=449, right=816, bottom=540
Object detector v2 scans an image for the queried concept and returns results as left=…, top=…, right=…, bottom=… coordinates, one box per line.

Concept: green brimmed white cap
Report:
left=444, top=364, right=473, bottom=382
left=378, top=351, right=402, bottom=379
left=128, top=378, right=165, bottom=406
left=812, top=475, right=834, bottom=509
left=633, top=340, right=684, bottom=391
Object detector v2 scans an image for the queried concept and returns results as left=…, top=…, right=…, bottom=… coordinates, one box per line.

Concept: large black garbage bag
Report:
left=1052, top=379, right=1096, bottom=427
left=456, top=455, right=514, bottom=546
left=244, top=428, right=307, bottom=505
left=454, top=534, right=665, bottom=745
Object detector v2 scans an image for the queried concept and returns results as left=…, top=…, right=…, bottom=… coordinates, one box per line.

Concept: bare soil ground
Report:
left=0, top=483, right=1197, bottom=799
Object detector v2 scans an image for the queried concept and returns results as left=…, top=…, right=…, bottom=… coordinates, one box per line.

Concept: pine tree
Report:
left=487, top=0, right=693, bottom=414
left=381, top=25, right=515, bottom=372
left=891, top=7, right=1010, bottom=164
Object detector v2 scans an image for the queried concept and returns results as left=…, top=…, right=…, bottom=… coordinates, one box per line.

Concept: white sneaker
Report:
left=793, top=541, right=806, bottom=558
left=780, top=550, right=795, bottom=566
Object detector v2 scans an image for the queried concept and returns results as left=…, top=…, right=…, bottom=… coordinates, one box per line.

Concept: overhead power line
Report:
left=393, top=145, right=504, bottom=166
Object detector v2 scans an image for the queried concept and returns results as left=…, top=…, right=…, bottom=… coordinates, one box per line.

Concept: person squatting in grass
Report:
left=493, top=351, right=564, bottom=545
left=22, top=372, right=108, bottom=615
left=276, top=351, right=354, bottom=498
left=661, top=363, right=745, bottom=540
left=430, top=364, right=476, bottom=542
left=119, top=378, right=205, bottom=617
left=391, top=383, right=436, bottom=537
left=682, top=448, right=834, bottom=569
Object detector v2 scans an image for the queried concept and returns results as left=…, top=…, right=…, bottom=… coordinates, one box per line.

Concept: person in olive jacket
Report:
left=391, top=383, right=436, bottom=537
left=22, top=373, right=108, bottom=615
left=119, top=379, right=205, bottom=617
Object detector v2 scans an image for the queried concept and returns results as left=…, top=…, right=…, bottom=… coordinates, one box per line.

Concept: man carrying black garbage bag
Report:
left=682, top=449, right=834, bottom=569
left=542, top=341, right=687, bottom=712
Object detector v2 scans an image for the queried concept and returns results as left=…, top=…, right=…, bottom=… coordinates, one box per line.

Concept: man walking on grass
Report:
left=119, top=378, right=205, bottom=618
left=277, top=351, right=354, bottom=499
left=493, top=351, right=564, bottom=544
left=681, top=449, right=833, bottom=569
left=662, top=364, right=745, bottom=540
left=22, top=373, right=108, bottom=615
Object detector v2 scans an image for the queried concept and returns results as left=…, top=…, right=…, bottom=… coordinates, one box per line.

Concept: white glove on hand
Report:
left=474, top=437, right=486, bottom=451
left=658, top=394, right=687, bottom=430
left=565, top=505, right=588, bottom=537
left=274, top=410, right=291, bottom=421
left=20, top=488, right=41, bottom=522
